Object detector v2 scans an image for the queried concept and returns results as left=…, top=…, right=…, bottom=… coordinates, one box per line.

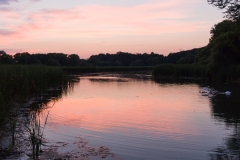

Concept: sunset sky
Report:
left=0, top=0, right=223, bottom=59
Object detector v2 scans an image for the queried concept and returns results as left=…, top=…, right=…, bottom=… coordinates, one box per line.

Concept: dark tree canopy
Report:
left=208, top=0, right=240, bottom=21
left=0, top=50, right=14, bottom=64
left=0, top=49, right=201, bottom=67
left=195, top=20, right=240, bottom=68
left=87, top=50, right=199, bottom=67
left=209, top=20, right=237, bottom=41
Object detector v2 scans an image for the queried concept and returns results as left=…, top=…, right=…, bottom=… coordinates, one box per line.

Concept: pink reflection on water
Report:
left=45, top=77, right=210, bottom=140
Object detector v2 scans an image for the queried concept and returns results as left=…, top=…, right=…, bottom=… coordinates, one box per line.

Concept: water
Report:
left=41, top=74, right=240, bottom=160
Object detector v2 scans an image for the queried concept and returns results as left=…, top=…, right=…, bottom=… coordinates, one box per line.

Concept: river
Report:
left=26, top=73, right=238, bottom=160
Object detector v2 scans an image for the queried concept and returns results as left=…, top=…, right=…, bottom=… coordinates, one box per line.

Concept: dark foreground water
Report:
left=39, top=74, right=240, bottom=160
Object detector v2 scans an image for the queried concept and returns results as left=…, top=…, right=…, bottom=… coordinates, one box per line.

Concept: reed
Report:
left=0, top=64, right=63, bottom=139
left=24, top=110, right=49, bottom=159
left=0, top=64, right=62, bottom=100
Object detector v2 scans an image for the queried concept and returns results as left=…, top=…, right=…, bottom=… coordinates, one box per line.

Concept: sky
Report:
left=0, top=0, right=224, bottom=59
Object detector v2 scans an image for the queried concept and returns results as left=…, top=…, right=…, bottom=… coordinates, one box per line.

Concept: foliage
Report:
left=87, top=50, right=200, bottom=67
left=209, top=20, right=238, bottom=41
left=0, top=50, right=14, bottom=64
left=167, top=48, right=200, bottom=64
left=88, top=52, right=164, bottom=66
left=194, top=20, right=240, bottom=82
left=210, top=30, right=240, bottom=68
left=0, top=49, right=202, bottom=67
left=46, top=59, right=60, bottom=66
left=198, top=1, right=240, bottom=81
left=208, top=0, right=240, bottom=21
left=194, top=46, right=212, bottom=64
left=13, top=52, right=81, bottom=66
left=153, top=64, right=209, bottom=79
left=194, top=21, right=237, bottom=65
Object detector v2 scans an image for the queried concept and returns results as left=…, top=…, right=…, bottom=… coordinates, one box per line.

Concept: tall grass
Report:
left=0, top=64, right=62, bottom=100
left=0, top=64, right=63, bottom=138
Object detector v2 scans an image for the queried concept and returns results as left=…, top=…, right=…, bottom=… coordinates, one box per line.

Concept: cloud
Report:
left=0, top=0, right=212, bottom=42
left=38, top=8, right=83, bottom=20
left=0, top=29, right=16, bottom=35
left=0, top=7, right=20, bottom=19
left=0, top=0, right=221, bottom=56
left=0, top=7, right=10, bottom=11
left=0, top=0, right=40, bottom=5
left=0, top=0, right=211, bottom=39
left=0, top=0, right=17, bottom=5
left=20, top=1, right=194, bottom=37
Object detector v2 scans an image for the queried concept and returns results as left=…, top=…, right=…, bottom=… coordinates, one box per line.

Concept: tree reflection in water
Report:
left=209, top=88, right=240, bottom=160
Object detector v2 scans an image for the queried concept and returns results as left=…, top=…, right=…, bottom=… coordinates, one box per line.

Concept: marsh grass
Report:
left=24, top=110, right=49, bottom=159
left=0, top=64, right=63, bottom=158
left=0, top=64, right=62, bottom=102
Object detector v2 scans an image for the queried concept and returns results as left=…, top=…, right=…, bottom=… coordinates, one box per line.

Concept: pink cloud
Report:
left=0, top=0, right=222, bottom=56
left=0, top=7, right=20, bottom=19
left=29, top=8, right=83, bottom=23
left=1, top=0, right=203, bottom=39
left=0, top=29, right=16, bottom=35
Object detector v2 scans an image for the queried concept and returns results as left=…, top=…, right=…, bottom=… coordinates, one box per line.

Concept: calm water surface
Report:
left=42, top=75, right=240, bottom=160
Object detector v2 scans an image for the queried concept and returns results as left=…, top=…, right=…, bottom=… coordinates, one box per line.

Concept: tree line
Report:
left=0, top=51, right=84, bottom=66
left=153, top=0, right=240, bottom=81
left=0, top=49, right=200, bottom=67
left=88, top=49, right=199, bottom=66
left=195, top=0, right=240, bottom=74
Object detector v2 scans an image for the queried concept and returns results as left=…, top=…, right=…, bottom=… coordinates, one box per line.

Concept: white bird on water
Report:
left=225, top=91, right=231, bottom=95
left=200, top=87, right=231, bottom=97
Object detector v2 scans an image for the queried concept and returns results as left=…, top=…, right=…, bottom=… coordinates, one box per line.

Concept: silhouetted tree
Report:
left=0, top=50, right=14, bottom=64
left=167, top=49, right=199, bottom=64
left=130, top=59, right=144, bottom=66
left=14, top=52, right=33, bottom=64
left=46, top=53, right=68, bottom=66
left=195, top=20, right=240, bottom=68
left=208, top=0, right=240, bottom=21
left=210, top=20, right=238, bottom=41
left=46, top=59, right=60, bottom=66
left=67, top=54, right=80, bottom=66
